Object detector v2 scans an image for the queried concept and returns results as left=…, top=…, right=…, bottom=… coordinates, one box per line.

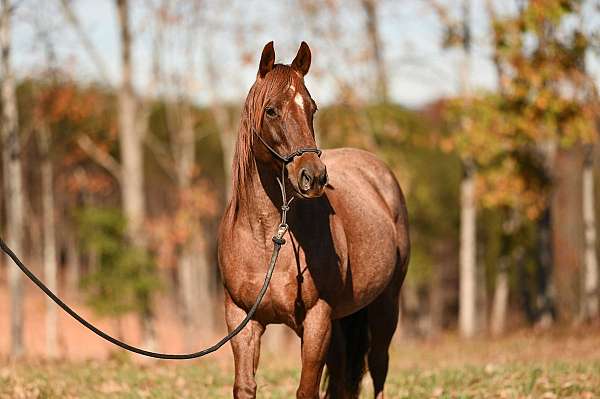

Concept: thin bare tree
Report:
left=455, top=0, right=478, bottom=338
left=579, top=20, right=599, bottom=321
left=31, top=6, right=63, bottom=358
left=486, top=0, right=511, bottom=336
left=361, top=0, right=388, bottom=103
left=428, top=0, right=478, bottom=337
left=582, top=144, right=599, bottom=320
left=1, top=0, right=25, bottom=359
left=115, top=0, right=156, bottom=350
left=459, top=158, right=477, bottom=338
left=162, top=0, right=217, bottom=346
left=200, top=0, right=242, bottom=200
left=39, top=123, right=59, bottom=357
left=140, top=0, right=223, bottom=349
left=116, top=0, right=144, bottom=245
left=490, top=213, right=519, bottom=336
left=59, top=0, right=111, bottom=82
left=205, top=47, right=237, bottom=200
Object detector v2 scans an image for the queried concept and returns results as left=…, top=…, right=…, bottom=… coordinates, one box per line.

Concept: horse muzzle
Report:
left=297, top=163, right=328, bottom=198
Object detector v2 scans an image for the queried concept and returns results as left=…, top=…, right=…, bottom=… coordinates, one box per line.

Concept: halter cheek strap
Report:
left=252, top=128, right=322, bottom=164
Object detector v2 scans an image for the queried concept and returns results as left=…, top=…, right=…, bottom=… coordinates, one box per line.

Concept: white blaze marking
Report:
left=294, top=92, right=304, bottom=110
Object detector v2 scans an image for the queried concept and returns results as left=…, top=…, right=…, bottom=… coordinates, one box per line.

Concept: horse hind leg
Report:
left=323, top=320, right=346, bottom=398
left=366, top=279, right=401, bottom=399
left=324, top=308, right=370, bottom=399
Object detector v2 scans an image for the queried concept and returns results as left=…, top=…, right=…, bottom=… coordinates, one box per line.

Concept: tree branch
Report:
left=76, top=135, right=122, bottom=184
left=144, top=132, right=177, bottom=182
left=59, top=0, right=111, bottom=82
left=427, top=0, right=454, bottom=28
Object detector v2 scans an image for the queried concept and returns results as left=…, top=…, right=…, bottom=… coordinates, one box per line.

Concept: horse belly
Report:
left=324, top=185, right=401, bottom=319
left=312, top=148, right=408, bottom=319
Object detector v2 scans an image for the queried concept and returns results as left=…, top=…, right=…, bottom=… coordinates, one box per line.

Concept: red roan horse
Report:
left=218, top=41, right=410, bottom=399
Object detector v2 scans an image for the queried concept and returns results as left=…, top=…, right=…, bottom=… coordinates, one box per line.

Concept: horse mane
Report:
left=223, top=64, right=299, bottom=233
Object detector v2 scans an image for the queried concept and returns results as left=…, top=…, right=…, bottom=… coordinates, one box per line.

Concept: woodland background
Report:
left=1, top=0, right=600, bottom=365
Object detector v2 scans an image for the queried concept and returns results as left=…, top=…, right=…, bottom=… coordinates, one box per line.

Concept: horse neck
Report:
left=236, top=158, right=285, bottom=240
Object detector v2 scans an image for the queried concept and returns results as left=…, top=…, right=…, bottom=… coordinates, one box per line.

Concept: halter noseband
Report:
left=252, top=128, right=322, bottom=164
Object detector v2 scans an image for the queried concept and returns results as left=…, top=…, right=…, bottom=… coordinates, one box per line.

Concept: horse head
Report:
left=249, top=41, right=327, bottom=199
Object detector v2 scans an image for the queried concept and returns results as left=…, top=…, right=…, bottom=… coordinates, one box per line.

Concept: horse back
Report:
left=323, top=147, right=409, bottom=247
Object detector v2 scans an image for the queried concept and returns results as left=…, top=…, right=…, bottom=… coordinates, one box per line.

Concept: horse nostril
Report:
left=318, top=171, right=328, bottom=187
left=299, top=168, right=312, bottom=192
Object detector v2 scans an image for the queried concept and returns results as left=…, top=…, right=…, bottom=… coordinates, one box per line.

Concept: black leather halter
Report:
left=253, top=128, right=322, bottom=164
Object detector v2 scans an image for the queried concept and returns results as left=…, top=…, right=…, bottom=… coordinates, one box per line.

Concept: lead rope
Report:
left=0, top=165, right=291, bottom=360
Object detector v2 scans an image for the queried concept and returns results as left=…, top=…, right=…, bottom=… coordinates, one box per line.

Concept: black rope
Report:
left=0, top=237, right=282, bottom=359
left=0, top=162, right=295, bottom=360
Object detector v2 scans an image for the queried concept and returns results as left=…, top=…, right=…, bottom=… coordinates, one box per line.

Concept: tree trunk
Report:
left=535, top=206, right=555, bottom=327
left=205, top=51, right=236, bottom=200
left=429, top=240, right=456, bottom=334
left=174, top=103, right=216, bottom=347
left=361, top=0, right=388, bottom=103
left=1, top=0, right=25, bottom=359
left=179, top=239, right=214, bottom=347
left=581, top=145, right=598, bottom=320
left=116, top=0, right=144, bottom=243
left=39, top=126, right=59, bottom=358
left=551, top=145, right=584, bottom=323
left=476, top=250, right=488, bottom=333
left=459, top=163, right=477, bottom=337
left=66, top=231, right=81, bottom=294
left=178, top=245, right=197, bottom=348
left=457, top=0, right=477, bottom=338
left=115, top=0, right=156, bottom=350
left=429, top=247, right=444, bottom=336
left=490, top=212, right=525, bottom=335
left=490, top=259, right=509, bottom=335
left=213, top=106, right=236, bottom=200
left=174, top=10, right=219, bottom=345
left=486, top=0, right=513, bottom=336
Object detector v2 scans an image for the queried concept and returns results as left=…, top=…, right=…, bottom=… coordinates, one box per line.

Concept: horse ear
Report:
left=291, top=41, right=311, bottom=76
left=258, top=41, right=275, bottom=78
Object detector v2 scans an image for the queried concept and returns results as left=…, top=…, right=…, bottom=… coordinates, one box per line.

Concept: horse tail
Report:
left=324, top=307, right=370, bottom=399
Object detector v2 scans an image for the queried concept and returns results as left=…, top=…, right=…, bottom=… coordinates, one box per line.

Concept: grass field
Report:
left=1, top=329, right=599, bottom=398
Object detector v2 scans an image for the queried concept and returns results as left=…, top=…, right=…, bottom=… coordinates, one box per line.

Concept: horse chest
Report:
left=220, top=229, right=342, bottom=326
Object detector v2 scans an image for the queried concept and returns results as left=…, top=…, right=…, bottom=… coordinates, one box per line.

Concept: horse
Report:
left=218, top=41, right=410, bottom=399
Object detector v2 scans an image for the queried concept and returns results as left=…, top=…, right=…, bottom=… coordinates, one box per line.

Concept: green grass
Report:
left=1, top=332, right=600, bottom=398
left=382, top=363, right=600, bottom=398
left=0, top=358, right=599, bottom=398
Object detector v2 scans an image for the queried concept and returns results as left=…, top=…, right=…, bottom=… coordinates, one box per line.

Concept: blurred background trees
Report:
left=0, top=0, right=599, bottom=359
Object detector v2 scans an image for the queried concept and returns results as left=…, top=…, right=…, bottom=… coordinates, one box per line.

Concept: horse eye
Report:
left=265, top=106, right=278, bottom=118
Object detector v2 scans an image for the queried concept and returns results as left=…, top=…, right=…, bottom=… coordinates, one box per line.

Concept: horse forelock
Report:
left=224, top=65, right=299, bottom=230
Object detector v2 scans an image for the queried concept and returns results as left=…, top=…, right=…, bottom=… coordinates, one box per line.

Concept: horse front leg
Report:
left=297, top=300, right=332, bottom=399
left=225, top=292, right=265, bottom=399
